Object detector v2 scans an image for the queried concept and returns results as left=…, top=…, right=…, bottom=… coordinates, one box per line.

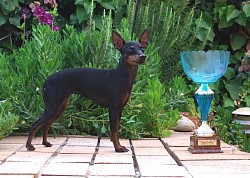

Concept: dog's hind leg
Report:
left=26, top=108, right=59, bottom=150
left=26, top=93, right=67, bottom=151
left=42, top=97, right=69, bottom=147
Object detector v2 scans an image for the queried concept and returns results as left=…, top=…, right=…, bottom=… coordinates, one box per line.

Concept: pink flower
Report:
left=30, top=1, right=59, bottom=31
left=21, top=7, right=30, bottom=20
left=22, top=14, right=27, bottom=20
left=44, top=0, right=58, bottom=7
left=52, top=25, right=60, bottom=31
left=23, top=7, right=30, bottom=14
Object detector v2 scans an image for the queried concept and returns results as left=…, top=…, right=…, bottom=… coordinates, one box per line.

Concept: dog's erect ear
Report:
left=112, top=30, right=125, bottom=50
left=139, top=29, right=149, bottom=48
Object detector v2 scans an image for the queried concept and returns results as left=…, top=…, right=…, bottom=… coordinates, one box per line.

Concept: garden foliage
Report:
left=139, top=78, right=180, bottom=137
left=0, top=0, right=250, bottom=152
left=196, top=0, right=250, bottom=152
left=129, top=0, right=203, bottom=81
left=0, top=100, right=19, bottom=140
left=0, top=11, right=180, bottom=139
left=196, top=1, right=250, bottom=110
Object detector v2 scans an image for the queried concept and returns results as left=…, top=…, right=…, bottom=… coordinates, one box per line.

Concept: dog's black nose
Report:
left=140, top=54, right=146, bottom=60
left=138, top=54, right=146, bottom=64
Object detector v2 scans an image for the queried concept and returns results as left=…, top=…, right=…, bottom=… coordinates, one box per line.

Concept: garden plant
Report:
left=0, top=0, right=250, bottom=152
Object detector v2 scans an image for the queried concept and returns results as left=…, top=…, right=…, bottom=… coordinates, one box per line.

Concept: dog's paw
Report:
left=42, top=141, right=53, bottom=147
left=115, top=146, right=129, bottom=152
left=26, top=144, right=36, bottom=151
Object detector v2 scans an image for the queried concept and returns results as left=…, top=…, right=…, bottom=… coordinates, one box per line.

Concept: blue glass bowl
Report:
left=180, top=50, right=230, bottom=84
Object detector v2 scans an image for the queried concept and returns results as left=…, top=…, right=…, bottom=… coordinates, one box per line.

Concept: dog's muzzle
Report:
left=128, top=54, right=146, bottom=65
left=138, top=54, right=146, bottom=64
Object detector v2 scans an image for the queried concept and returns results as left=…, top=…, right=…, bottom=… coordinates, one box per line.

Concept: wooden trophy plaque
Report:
left=188, top=136, right=223, bottom=154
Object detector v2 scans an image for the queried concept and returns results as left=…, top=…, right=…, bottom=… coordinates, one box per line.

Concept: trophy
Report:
left=180, top=50, right=230, bottom=153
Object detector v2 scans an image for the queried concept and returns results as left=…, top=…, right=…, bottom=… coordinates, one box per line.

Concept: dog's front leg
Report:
left=109, top=108, right=129, bottom=152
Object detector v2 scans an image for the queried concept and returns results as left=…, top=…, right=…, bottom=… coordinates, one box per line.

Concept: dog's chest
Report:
left=122, top=92, right=131, bottom=105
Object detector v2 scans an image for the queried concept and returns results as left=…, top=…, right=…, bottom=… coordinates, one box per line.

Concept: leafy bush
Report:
left=0, top=100, right=19, bottom=140
left=237, top=53, right=250, bottom=107
left=129, top=0, right=205, bottom=81
left=62, top=10, right=114, bottom=69
left=119, top=93, right=144, bottom=139
left=212, top=106, right=235, bottom=144
left=196, top=1, right=250, bottom=152
left=139, top=78, right=181, bottom=137
left=196, top=1, right=250, bottom=110
left=0, top=23, right=114, bottom=135
left=212, top=106, right=250, bottom=152
left=74, top=0, right=126, bottom=29
left=0, top=0, right=126, bottom=52
left=0, top=25, right=64, bottom=137
left=165, top=76, right=191, bottom=109
left=1, top=11, right=177, bottom=140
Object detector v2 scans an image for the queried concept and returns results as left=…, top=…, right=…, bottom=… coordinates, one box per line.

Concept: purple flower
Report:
left=38, top=13, right=53, bottom=25
left=52, top=25, right=60, bottom=31
left=23, top=7, right=30, bottom=14
left=33, top=6, right=46, bottom=17
left=30, top=1, right=59, bottom=31
left=22, top=7, right=30, bottom=20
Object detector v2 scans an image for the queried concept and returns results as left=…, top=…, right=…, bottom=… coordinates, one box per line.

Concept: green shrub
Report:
left=129, top=0, right=204, bottom=81
left=0, top=3, right=183, bottom=140
left=119, top=93, right=144, bottom=139
left=0, top=25, right=64, bottom=132
left=212, top=106, right=235, bottom=144
left=0, top=16, right=119, bottom=137
left=0, top=100, right=19, bottom=140
left=62, top=11, right=115, bottom=69
left=165, top=76, right=191, bottom=109
left=212, top=105, right=250, bottom=153
left=0, top=0, right=126, bottom=52
left=196, top=1, right=250, bottom=151
left=196, top=1, right=250, bottom=110
left=139, top=78, right=181, bottom=137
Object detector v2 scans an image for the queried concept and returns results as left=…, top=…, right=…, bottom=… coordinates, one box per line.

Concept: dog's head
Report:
left=112, top=29, right=149, bottom=65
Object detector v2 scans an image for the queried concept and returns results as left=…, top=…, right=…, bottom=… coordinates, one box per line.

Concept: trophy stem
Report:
left=189, top=84, right=223, bottom=153
left=194, top=84, right=214, bottom=136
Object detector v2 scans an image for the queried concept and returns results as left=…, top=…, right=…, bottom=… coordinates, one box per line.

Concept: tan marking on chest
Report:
left=122, top=92, right=131, bottom=105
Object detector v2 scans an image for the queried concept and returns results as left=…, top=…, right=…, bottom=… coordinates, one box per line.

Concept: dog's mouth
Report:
left=128, top=55, right=146, bottom=65
left=135, top=59, right=146, bottom=64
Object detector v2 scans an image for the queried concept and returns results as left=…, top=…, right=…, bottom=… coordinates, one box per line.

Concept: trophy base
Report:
left=188, top=136, right=223, bottom=154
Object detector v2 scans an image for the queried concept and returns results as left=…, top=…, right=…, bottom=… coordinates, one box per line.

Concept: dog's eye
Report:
left=140, top=46, right=145, bottom=52
left=128, top=46, right=134, bottom=51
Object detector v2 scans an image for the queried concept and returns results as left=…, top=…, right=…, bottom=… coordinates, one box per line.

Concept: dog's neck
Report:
left=117, top=56, right=138, bottom=90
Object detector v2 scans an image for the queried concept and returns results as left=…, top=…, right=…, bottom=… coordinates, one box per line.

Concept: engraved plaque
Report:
left=198, top=139, right=217, bottom=146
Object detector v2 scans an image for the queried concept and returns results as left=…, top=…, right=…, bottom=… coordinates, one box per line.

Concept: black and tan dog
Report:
left=26, top=29, right=149, bottom=152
